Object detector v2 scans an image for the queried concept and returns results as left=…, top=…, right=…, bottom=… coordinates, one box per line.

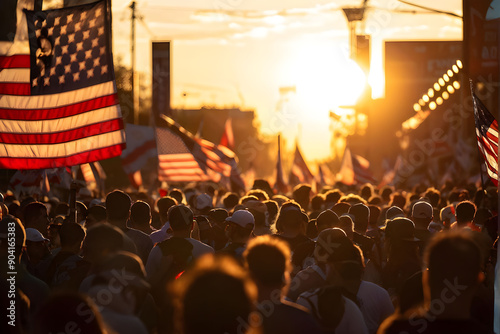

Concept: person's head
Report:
left=263, top=200, right=278, bottom=226
left=275, top=201, right=306, bottom=234
left=25, top=227, right=50, bottom=264
left=82, top=223, right=124, bottom=265
left=59, top=222, right=86, bottom=253
left=208, top=208, right=228, bottom=226
left=360, top=183, right=373, bottom=200
left=389, top=192, right=406, bottom=209
left=157, top=196, right=178, bottom=224
left=310, top=194, right=324, bottom=211
left=174, top=255, right=259, bottom=334
left=338, top=215, right=354, bottom=240
left=380, top=186, right=394, bottom=202
left=368, top=205, right=381, bottom=228
left=411, top=200, right=433, bottom=229
left=455, top=201, right=477, bottom=227
left=316, top=209, right=340, bottom=232
left=348, top=203, right=370, bottom=234
left=329, top=241, right=364, bottom=283
left=85, top=205, right=106, bottom=229
left=75, top=201, right=87, bottom=225
left=168, top=205, right=194, bottom=232
left=225, top=210, right=254, bottom=242
left=23, top=202, right=50, bottom=236
left=324, top=189, right=343, bottom=207
left=169, top=188, right=185, bottom=205
left=246, top=189, right=269, bottom=201
left=244, top=200, right=268, bottom=229
left=384, top=217, right=420, bottom=258
left=423, top=230, right=483, bottom=305
left=130, top=201, right=151, bottom=228
left=0, top=216, right=25, bottom=262
left=292, top=184, right=312, bottom=211
left=91, top=251, right=150, bottom=314
left=105, top=190, right=131, bottom=223
left=34, top=292, right=109, bottom=334
left=331, top=202, right=351, bottom=217
left=222, top=192, right=239, bottom=211
left=244, top=235, right=291, bottom=292
left=195, top=193, right=213, bottom=214
left=314, top=228, right=348, bottom=264
left=424, top=187, right=441, bottom=208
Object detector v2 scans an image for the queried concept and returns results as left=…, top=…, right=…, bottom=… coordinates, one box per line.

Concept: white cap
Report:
left=226, top=210, right=255, bottom=229
left=25, top=228, right=49, bottom=243
left=196, top=193, right=213, bottom=210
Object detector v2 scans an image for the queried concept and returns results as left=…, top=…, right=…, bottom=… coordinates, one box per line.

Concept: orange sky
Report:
left=109, top=0, right=462, bottom=161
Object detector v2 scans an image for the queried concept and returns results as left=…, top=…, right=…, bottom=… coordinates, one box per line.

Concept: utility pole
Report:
left=130, top=1, right=137, bottom=124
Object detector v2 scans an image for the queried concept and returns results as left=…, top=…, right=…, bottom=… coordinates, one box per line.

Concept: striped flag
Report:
left=289, top=142, right=314, bottom=186
left=156, top=115, right=235, bottom=183
left=471, top=92, right=498, bottom=186
left=120, top=124, right=157, bottom=187
left=0, top=0, right=125, bottom=169
left=337, top=147, right=376, bottom=185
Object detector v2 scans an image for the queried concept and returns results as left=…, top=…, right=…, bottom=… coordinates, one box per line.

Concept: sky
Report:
left=108, top=0, right=462, bottom=161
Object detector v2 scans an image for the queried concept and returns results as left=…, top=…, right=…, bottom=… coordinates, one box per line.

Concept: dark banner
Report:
left=464, top=0, right=500, bottom=109
left=152, top=41, right=171, bottom=124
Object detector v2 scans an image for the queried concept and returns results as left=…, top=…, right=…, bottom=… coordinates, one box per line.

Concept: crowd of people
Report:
left=0, top=179, right=498, bottom=334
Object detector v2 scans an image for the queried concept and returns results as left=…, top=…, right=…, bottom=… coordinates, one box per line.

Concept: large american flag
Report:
left=472, top=92, right=498, bottom=186
left=0, top=0, right=125, bottom=169
left=289, top=142, right=314, bottom=186
left=157, top=115, right=234, bottom=183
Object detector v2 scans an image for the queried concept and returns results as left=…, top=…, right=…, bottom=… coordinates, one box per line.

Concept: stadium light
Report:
left=413, top=103, right=421, bottom=112
left=434, top=83, right=440, bottom=91
left=428, top=88, right=434, bottom=98
left=453, top=81, right=460, bottom=89
left=429, top=101, right=437, bottom=110
left=447, top=85, right=455, bottom=94
left=423, top=94, right=430, bottom=102
left=456, top=60, right=463, bottom=68
left=436, top=97, right=443, bottom=105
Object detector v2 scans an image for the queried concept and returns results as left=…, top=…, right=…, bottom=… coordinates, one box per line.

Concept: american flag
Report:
left=273, top=134, right=288, bottom=194
left=336, top=147, right=376, bottom=186
left=157, top=115, right=234, bottom=183
left=219, top=117, right=234, bottom=150
left=289, top=142, right=314, bottom=186
left=472, top=92, right=498, bottom=186
left=0, top=0, right=125, bottom=169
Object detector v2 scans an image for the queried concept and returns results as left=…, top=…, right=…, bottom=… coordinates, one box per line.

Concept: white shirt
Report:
left=357, top=280, right=394, bottom=334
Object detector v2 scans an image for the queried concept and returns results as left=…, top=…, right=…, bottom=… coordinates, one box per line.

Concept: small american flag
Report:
left=472, top=92, right=498, bottom=186
left=157, top=115, right=234, bottom=183
left=0, top=0, right=125, bottom=169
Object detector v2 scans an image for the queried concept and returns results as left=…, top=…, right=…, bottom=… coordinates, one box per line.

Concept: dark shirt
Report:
left=123, top=227, right=153, bottom=265
left=217, top=242, right=246, bottom=263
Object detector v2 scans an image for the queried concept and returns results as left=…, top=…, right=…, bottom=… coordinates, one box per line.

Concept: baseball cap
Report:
left=25, top=228, right=49, bottom=243
left=195, top=193, right=213, bottom=210
left=440, top=205, right=456, bottom=224
left=245, top=200, right=267, bottom=214
left=385, top=218, right=419, bottom=242
left=226, top=210, right=255, bottom=229
left=412, top=201, right=433, bottom=219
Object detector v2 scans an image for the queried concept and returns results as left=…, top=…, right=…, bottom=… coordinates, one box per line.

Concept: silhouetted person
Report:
left=130, top=200, right=155, bottom=235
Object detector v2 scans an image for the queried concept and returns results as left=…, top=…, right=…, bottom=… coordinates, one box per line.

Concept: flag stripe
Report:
left=0, top=55, right=30, bottom=69
left=0, top=93, right=118, bottom=120
left=0, top=143, right=124, bottom=169
left=0, top=81, right=116, bottom=109
left=0, top=130, right=124, bottom=158
left=0, top=82, right=30, bottom=95
left=0, top=105, right=121, bottom=134
left=0, top=118, right=123, bottom=144
left=0, top=68, right=30, bottom=82
left=121, top=139, right=156, bottom=166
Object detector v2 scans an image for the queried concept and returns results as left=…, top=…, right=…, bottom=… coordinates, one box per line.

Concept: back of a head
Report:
left=424, top=187, right=441, bottom=207
left=316, top=209, right=340, bottom=230
left=348, top=203, right=370, bottom=233
left=168, top=205, right=194, bottom=232
left=176, top=255, right=257, bottom=334
left=331, top=202, right=351, bottom=216
left=455, top=200, right=477, bottom=225
left=157, top=196, right=178, bottom=222
left=23, top=202, right=47, bottom=225
left=246, top=189, right=269, bottom=201
left=223, top=193, right=239, bottom=210
left=360, top=184, right=373, bottom=200
left=263, top=200, right=278, bottom=221
left=82, top=223, right=124, bottom=262
left=292, top=184, right=311, bottom=210
left=389, top=192, right=406, bottom=209
left=168, top=188, right=184, bottom=204
left=324, top=189, right=343, bottom=205
left=314, top=228, right=349, bottom=263
left=244, top=235, right=291, bottom=288
left=208, top=208, right=229, bottom=224
left=87, top=205, right=106, bottom=223
left=59, top=222, right=85, bottom=248
left=276, top=201, right=305, bottom=231
left=105, top=190, right=131, bottom=222
left=99, top=251, right=146, bottom=279
left=130, top=201, right=151, bottom=226
left=311, top=194, right=325, bottom=211
left=425, top=231, right=481, bottom=295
